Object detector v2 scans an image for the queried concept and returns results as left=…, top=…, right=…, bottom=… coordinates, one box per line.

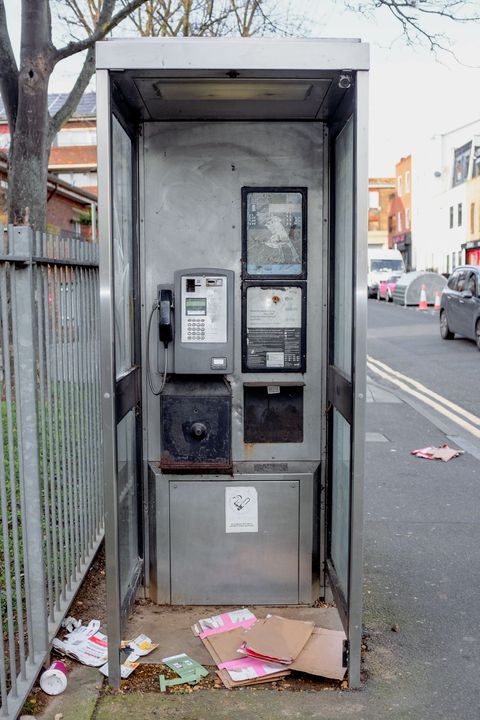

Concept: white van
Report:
left=367, top=249, right=405, bottom=298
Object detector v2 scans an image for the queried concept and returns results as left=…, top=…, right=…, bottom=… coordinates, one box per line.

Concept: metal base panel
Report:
left=148, top=462, right=316, bottom=605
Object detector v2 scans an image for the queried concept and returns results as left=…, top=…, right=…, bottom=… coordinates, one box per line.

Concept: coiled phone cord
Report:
left=147, top=301, right=168, bottom=396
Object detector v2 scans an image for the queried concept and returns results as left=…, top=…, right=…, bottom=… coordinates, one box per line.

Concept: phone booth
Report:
left=97, top=37, right=368, bottom=688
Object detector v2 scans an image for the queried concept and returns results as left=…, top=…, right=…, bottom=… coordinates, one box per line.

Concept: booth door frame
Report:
left=98, top=71, right=144, bottom=687
left=325, top=72, right=368, bottom=688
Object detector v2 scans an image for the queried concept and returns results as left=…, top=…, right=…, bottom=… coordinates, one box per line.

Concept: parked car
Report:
left=376, top=273, right=402, bottom=302
left=439, top=265, right=480, bottom=350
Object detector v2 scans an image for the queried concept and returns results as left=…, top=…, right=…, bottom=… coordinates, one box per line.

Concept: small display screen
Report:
left=185, top=297, right=207, bottom=316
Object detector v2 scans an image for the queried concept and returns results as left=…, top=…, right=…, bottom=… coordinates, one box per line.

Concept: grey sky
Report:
left=3, top=0, right=480, bottom=176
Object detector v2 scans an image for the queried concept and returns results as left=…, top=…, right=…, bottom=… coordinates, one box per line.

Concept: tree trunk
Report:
left=7, top=1, right=53, bottom=230
left=8, top=74, right=51, bottom=229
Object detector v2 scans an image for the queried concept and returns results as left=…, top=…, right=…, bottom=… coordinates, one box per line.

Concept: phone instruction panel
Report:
left=181, top=275, right=227, bottom=344
left=245, top=286, right=303, bottom=370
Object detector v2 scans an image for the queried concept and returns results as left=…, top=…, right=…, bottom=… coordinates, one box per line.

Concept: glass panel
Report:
left=116, top=410, right=139, bottom=599
left=245, top=190, right=304, bottom=276
left=333, top=118, right=353, bottom=378
left=112, top=116, right=133, bottom=377
left=331, top=408, right=351, bottom=598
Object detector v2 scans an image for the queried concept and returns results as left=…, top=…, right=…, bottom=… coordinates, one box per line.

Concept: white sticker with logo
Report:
left=225, top=487, right=258, bottom=533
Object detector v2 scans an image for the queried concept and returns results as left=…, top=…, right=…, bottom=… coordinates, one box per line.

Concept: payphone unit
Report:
left=172, top=268, right=234, bottom=374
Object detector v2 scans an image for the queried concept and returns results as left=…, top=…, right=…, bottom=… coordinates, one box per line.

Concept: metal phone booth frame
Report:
left=97, top=38, right=368, bottom=688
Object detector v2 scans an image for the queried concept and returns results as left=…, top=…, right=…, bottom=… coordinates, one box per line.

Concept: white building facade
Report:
left=413, top=118, right=480, bottom=274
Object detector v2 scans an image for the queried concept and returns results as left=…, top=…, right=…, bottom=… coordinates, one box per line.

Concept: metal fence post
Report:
left=10, top=226, right=49, bottom=661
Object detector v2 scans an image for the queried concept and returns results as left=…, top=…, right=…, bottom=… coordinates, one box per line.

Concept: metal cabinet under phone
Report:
left=148, top=464, right=315, bottom=605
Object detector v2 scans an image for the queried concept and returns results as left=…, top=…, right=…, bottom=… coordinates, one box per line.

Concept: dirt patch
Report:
left=100, top=663, right=345, bottom=696
left=22, top=544, right=106, bottom=717
left=67, top=543, right=107, bottom=627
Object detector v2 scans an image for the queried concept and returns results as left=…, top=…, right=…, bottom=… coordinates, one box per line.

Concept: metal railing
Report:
left=0, top=225, right=103, bottom=719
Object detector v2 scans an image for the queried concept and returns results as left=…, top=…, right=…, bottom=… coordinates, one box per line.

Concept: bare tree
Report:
left=126, top=0, right=304, bottom=37
left=56, top=0, right=304, bottom=39
left=0, top=0, right=156, bottom=229
left=0, top=0, right=302, bottom=230
left=345, top=0, right=480, bottom=54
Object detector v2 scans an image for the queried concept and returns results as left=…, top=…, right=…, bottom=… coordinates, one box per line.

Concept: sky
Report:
left=3, top=0, right=480, bottom=177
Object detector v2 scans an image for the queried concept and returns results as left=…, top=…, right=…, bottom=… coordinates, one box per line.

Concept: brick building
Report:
left=388, top=155, right=412, bottom=270
left=0, top=92, right=98, bottom=196
left=0, top=150, right=97, bottom=239
left=368, top=177, right=395, bottom=249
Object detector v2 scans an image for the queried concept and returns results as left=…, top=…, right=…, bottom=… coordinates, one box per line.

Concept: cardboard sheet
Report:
left=240, top=615, right=314, bottom=664
left=201, top=626, right=246, bottom=665
left=216, top=668, right=289, bottom=689
left=218, top=656, right=287, bottom=682
left=191, top=609, right=256, bottom=638
left=290, top=627, right=347, bottom=680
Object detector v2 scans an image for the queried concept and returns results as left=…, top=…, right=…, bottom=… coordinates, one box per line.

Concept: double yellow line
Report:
left=367, top=355, right=480, bottom=440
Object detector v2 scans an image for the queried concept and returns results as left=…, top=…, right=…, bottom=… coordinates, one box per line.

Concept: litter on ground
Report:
left=190, top=608, right=347, bottom=689
left=411, top=444, right=464, bottom=461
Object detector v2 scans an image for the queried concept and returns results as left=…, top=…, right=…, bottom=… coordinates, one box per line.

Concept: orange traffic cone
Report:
left=419, top=284, right=428, bottom=310
left=433, top=290, right=441, bottom=312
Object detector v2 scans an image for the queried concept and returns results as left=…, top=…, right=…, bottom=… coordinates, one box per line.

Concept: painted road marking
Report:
left=367, top=355, right=480, bottom=440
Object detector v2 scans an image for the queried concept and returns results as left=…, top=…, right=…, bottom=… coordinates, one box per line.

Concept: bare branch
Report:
left=346, top=0, right=480, bottom=54
left=48, top=45, right=96, bottom=140
left=0, top=0, right=19, bottom=129
left=54, top=0, right=148, bottom=61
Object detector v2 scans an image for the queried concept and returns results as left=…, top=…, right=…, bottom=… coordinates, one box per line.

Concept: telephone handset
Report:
left=158, top=288, right=173, bottom=347
left=147, top=287, right=172, bottom=396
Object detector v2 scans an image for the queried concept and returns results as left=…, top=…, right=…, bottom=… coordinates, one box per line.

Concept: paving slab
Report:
left=126, top=604, right=343, bottom=665
left=95, top=688, right=368, bottom=720
left=35, top=665, right=102, bottom=720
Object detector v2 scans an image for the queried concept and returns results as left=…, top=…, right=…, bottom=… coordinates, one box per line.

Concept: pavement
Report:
left=33, top=377, right=480, bottom=720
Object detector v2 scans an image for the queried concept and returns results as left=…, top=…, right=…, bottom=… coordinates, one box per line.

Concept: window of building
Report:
left=405, top=207, right=410, bottom=229
left=449, top=206, right=454, bottom=229
left=397, top=175, right=402, bottom=197
left=405, top=170, right=410, bottom=193
left=369, top=190, right=380, bottom=208
left=471, top=203, right=475, bottom=234
left=54, top=128, right=97, bottom=147
left=0, top=132, right=10, bottom=149
left=452, top=142, right=471, bottom=186
left=458, top=203, right=463, bottom=226
left=473, top=139, right=480, bottom=178
left=452, top=252, right=457, bottom=270
left=397, top=211, right=403, bottom=233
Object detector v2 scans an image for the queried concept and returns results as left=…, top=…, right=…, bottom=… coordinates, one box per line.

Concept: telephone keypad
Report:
left=187, top=318, right=206, bottom=341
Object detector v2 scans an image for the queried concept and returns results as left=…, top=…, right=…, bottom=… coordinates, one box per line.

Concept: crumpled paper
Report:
left=411, top=444, right=464, bottom=462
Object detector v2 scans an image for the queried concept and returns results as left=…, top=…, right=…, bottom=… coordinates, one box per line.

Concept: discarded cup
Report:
left=40, top=661, right=69, bottom=695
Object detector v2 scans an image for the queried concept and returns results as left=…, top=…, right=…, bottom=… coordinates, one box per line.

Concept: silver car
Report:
left=440, top=265, right=480, bottom=351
